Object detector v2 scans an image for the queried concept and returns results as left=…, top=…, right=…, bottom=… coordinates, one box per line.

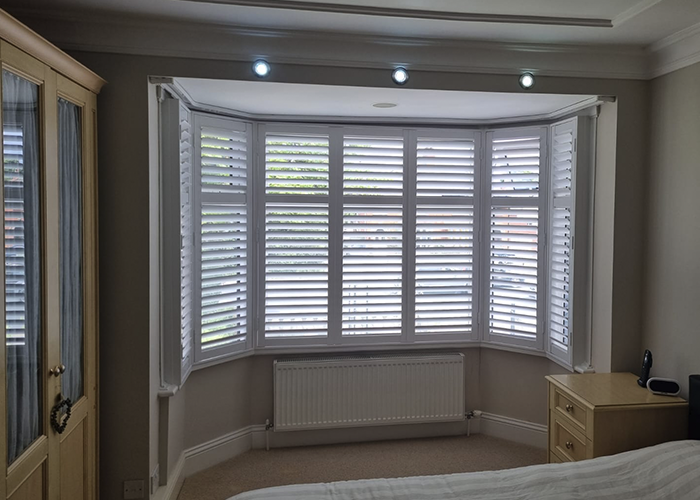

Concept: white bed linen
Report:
left=231, top=440, right=700, bottom=500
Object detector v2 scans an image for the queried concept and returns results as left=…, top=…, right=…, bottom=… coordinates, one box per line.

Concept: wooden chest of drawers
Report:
left=546, top=373, right=688, bottom=463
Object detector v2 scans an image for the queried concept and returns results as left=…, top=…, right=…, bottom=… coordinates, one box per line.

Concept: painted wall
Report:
left=642, top=61, right=700, bottom=398
left=44, top=47, right=649, bottom=499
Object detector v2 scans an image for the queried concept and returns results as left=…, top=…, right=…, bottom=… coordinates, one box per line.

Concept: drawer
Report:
left=553, top=387, right=587, bottom=433
left=549, top=449, right=568, bottom=464
left=550, top=414, right=587, bottom=462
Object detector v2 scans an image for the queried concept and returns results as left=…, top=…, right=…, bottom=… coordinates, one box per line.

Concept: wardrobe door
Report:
left=0, top=43, right=53, bottom=500
left=55, top=75, right=97, bottom=500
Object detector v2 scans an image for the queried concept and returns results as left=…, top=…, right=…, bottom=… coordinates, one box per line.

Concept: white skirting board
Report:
left=479, top=413, right=547, bottom=449
left=156, top=414, right=547, bottom=500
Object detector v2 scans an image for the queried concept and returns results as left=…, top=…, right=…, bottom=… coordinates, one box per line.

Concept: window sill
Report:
left=183, top=339, right=573, bottom=379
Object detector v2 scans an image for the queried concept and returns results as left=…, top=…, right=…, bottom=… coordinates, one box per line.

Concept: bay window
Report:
left=160, top=88, right=592, bottom=385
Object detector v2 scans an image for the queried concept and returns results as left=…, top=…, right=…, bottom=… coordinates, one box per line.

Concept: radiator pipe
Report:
left=265, top=419, right=273, bottom=451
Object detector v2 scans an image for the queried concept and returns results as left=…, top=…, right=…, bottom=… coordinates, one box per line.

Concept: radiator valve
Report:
left=466, top=410, right=482, bottom=420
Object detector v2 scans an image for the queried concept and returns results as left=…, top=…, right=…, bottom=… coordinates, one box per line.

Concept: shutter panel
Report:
left=488, top=207, right=539, bottom=340
left=3, top=124, right=25, bottom=345
left=549, top=207, right=571, bottom=349
left=416, top=137, right=475, bottom=197
left=195, top=114, right=250, bottom=360
left=200, top=204, right=247, bottom=350
left=264, top=203, right=329, bottom=338
left=179, top=104, right=194, bottom=375
left=487, top=127, right=545, bottom=346
left=548, top=119, right=577, bottom=357
left=266, top=134, right=329, bottom=196
left=342, top=205, right=402, bottom=336
left=415, top=205, right=473, bottom=334
left=200, top=125, right=247, bottom=194
left=491, top=135, right=540, bottom=198
left=343, top=136, right=403, bottom=196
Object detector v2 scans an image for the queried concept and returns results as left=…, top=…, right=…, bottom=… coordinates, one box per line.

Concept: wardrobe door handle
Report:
left=565, top=441, right=573, bottom=450
left=565, top=404, right=574, bottom=413
left=49, top=364, right=66, bottom=377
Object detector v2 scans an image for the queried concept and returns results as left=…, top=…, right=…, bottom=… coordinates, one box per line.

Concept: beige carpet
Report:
left=178, top=434, right=546, bottom=500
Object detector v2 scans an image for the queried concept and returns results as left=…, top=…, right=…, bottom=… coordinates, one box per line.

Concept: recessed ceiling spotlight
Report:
left=253, top=59, right=271, bottom=78
left=373, top=102, right=398, bottom=108
left=519, top=72, right=535, bottom=89
left=392, top=67, right=409, bottom=85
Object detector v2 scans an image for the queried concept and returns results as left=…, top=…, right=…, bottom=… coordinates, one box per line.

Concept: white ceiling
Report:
left=175, top=78, right=596, bottom=121
left=5, top=0, right=700, bottom=47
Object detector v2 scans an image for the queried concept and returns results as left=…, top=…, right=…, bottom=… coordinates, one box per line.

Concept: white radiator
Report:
left=273, top=353, right=465, bottom=431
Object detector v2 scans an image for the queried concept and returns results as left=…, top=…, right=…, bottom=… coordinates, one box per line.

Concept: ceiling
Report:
left=175, top=78, right=596, bottom=121
left=5, top=0, right=700, bottom=47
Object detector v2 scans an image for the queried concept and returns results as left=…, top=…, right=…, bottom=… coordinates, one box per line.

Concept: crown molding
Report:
left=611, top=0, right=664, bottom=27
left=8, top=9, right=651, bottom=81
left=647, top=21, right=700, bottom=78
left=178, top=0, right=612, bottom=28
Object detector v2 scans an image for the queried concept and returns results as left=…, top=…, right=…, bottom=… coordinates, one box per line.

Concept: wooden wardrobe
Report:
left=0, top=9, right=104, bottom=500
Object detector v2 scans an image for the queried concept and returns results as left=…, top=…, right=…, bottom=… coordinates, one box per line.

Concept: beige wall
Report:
left=53, top=47, right=649, bottom=499
left=479, top=349, right=569, bottom=425
left=642, top=62, right=700, bottom=398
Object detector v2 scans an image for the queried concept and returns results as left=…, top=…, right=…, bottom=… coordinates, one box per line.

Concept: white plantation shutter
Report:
left=488, top=207, right=539, bottom=340
left=342, top=205, right=403, bottom=336
left=264, top=203, right=329, bottom=338
left=486, top=127, right=546, bottom=348
left=416, top=137, right=475, bottom=197
left=414, top=134, right=476, bottom=338
left=194, top=114, right=251, bottom=360
left=266, top=134, right=329, bottom=196
left=343, top=136, right=403, bottom=196
left=200, top=204, right=247, bottom=349
left=491, top=135, right=541, bottom=198
left=548, top=119, right=577, bottom=363
left=179, top=103, right=194, bottom=377
left=262, top=128, right=331, bottom=343
left=415, top=206, right=473, bottom=335
left=200, top=126, right=247, bottom=194
left=341, top=132, right=404, bottom=339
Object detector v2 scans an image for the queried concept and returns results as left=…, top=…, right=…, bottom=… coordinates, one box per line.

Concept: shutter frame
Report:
left=484, top=126, right=547, bottom=350
left=193, top=112, right=252, bottom=362
left=547, top=117, right=584, bottom=368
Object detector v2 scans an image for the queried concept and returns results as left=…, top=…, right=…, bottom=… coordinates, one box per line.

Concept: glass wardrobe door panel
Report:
left=58, top=98, right=83, bottom=403
left=3, top=70, right=42, bottom=464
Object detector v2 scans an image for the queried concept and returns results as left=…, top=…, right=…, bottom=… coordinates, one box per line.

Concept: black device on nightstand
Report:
left=638, top=350, right=653, bottom=388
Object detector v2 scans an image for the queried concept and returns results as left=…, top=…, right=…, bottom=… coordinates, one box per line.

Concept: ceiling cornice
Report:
left=647, top=20, right=700, bottom=78
left=8, top=8, right=652, bottom=80
left=10, top=7, right=700, bottom=81
left=177, top=0, right=613, bottom=28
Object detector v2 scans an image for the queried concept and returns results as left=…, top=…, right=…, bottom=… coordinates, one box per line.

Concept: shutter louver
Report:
left=343, top=136, right=403, bottom=196
left=415, top=205, right=473, bottom=334
left=489, top=207, right=539, bottom=339
left=179, top=104, right=194, bottom=371
left=491, top=136, right=540, bottom=198
left=200, top=125, right=247, bottom=194
left=548, top=120, right=576, bottom=354
left=265, top=203, right=329, bottom=338
left=342, top=205, right=402, bottom=336
left=550, top=208, right=571, bottom=349
left=200, top=204, right=247, bottom=350
left=416, top=138, right=475, bottom=197
left=266, top=134, right=329, bottom=196
left=3, top=125, right=25, bottom=346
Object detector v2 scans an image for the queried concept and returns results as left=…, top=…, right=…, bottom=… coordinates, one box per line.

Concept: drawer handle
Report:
left=565, top=404, right=574, bottom=413
left=565, top=441, right=574, bottom=450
